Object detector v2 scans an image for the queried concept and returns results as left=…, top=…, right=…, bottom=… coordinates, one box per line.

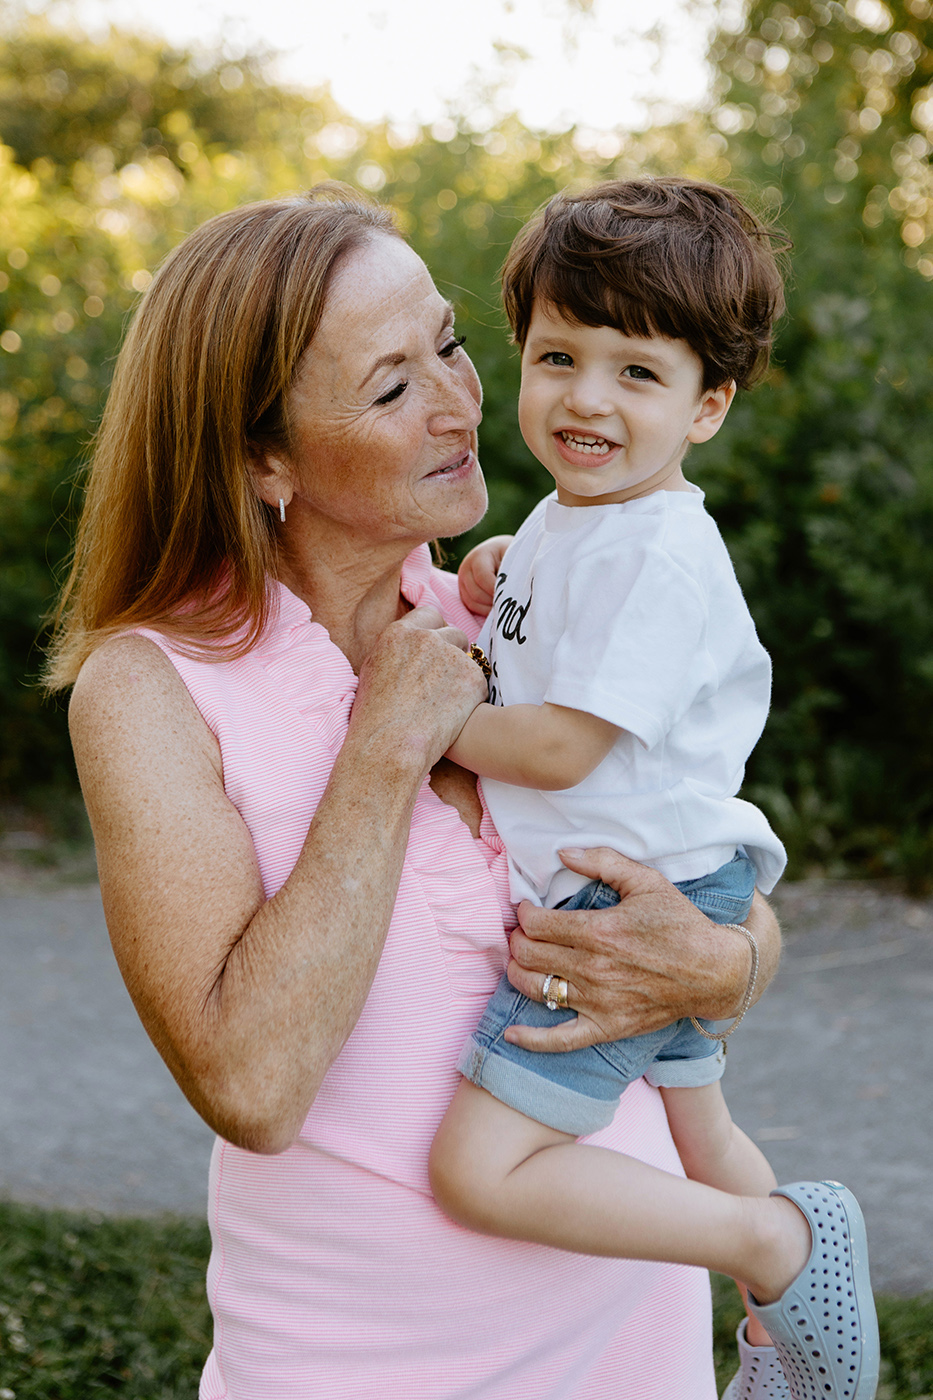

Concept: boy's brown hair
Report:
left=501, top=177, right=789, bottom=391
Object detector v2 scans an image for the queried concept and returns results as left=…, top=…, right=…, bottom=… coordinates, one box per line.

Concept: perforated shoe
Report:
left=747, top=1180, right=879, bottom=1400
left=721, top=1318, right=790, bottom=1398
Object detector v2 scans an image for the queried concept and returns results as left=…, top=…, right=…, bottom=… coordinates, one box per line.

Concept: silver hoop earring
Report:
left=278, top=498, right=286, bottom=523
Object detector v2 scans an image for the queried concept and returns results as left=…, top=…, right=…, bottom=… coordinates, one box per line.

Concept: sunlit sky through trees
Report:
left=29, top=0, right=733, bottom=133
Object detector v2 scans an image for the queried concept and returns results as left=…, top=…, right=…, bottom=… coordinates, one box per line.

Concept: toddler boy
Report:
left=429, top=179, right=878, bottom=1400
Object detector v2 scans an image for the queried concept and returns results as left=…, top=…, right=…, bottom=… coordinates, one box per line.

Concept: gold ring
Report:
left=469, top=643, right=492, bottom=679
left=542, top=973, right=569, bottom=1012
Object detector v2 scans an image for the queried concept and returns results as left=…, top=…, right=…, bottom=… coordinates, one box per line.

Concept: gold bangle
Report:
left=689, top=922, right=760, bottom=1052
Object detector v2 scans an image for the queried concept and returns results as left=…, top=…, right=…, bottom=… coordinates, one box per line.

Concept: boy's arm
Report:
left=458, top=535, right=514, bottom=617
left=447, top=701, right=620, bottom=790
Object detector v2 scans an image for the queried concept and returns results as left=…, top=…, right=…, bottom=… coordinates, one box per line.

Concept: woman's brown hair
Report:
left=501, top=177, right=790, bottom=392
left=45, top=186, right=399, bottom=691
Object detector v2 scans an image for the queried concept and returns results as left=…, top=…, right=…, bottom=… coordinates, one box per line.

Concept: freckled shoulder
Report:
left=69, top=633, right=223, bottom=782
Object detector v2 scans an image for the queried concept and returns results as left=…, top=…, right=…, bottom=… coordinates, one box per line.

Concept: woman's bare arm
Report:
left=501, top=846, right=781, bottom=1053
left=69, top=612, right=487, bottom=1154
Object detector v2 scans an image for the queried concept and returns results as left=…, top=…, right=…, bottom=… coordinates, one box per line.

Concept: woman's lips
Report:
left=425, top=449, right=476, bottom=480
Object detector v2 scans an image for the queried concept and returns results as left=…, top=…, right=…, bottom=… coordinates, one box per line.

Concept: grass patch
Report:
left=0, top=1202, right=211, bottom=1398
left=2, top=1202, right=932, bottom=1397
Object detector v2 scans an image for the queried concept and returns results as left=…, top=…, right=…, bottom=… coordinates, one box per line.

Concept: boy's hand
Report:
left=458, top=535, right=513, bottom=617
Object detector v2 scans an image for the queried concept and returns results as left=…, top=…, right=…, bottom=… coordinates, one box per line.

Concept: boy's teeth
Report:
left=562, top=432, right=611, bottom=454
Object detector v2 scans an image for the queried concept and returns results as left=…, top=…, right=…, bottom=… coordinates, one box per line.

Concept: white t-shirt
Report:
left=478, top=487, right=787, bottom=909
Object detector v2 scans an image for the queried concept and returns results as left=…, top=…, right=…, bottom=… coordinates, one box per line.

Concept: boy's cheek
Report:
left=517, top=384, right=544, bottom=436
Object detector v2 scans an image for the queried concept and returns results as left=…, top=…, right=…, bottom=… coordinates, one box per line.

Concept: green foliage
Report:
left=2, top=2, right=933, bottom=879
left=0, top=15, right=316, bottom=789
left=0, top=21, right=288, bottom=177
left=698, top=0, right=933, bottom=884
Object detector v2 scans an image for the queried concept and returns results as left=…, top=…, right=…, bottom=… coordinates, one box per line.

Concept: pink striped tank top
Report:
left=142, top=546, right=715, bottom=1399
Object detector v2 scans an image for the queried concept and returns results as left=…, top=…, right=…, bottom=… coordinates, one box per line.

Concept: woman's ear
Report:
left=247, top=445, right=294, bottom=516
left=687, top=380, right=736, bottom=445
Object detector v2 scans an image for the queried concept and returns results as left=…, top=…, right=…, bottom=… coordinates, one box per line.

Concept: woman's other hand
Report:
left=503, top=846, right=780, bottom=1053
left=354, top=605, right=488, bottom=766
left=457, top=535, right=514, bottom=617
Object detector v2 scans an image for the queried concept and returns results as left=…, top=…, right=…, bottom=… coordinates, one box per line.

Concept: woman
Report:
left=48, top=187, right=781, bottom=1398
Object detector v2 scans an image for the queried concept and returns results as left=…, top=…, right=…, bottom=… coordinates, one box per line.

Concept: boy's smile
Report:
left=518, top=302, right=735, bottom=507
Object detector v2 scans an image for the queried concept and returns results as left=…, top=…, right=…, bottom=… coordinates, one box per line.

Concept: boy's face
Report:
left=518, top=301, right=734, bottom=508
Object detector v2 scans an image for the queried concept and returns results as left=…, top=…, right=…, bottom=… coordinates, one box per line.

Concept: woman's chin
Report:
left=423, top=470, right=488, bottom=540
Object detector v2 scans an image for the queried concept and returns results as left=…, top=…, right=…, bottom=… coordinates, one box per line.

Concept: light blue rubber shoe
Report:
left=747, top=1181, right=879, bottom=1400
left=721, top=1318, right=790, bottom=1398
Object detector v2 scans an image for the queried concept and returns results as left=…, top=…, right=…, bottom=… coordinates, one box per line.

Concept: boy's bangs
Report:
left=533, top=255, right=693, bottom=349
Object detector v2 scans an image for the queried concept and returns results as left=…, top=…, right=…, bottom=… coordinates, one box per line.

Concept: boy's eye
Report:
left=439, top=333, right=466, bottom=358
left=624, top=364, right=656, bottom=381
left=542, top=351, right=573, bottom=367
left=374, top=381, right=408, bottom=406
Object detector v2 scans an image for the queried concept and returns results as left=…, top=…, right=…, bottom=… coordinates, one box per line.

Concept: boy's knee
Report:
left=428, top=1133, right=496, bottom=1231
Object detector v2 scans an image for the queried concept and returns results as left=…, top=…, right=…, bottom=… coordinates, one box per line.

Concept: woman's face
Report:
left=280, top=235, right=486, bottom=551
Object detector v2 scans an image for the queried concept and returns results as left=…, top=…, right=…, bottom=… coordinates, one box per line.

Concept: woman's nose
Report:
left=428, top=359, right=483, bottom=435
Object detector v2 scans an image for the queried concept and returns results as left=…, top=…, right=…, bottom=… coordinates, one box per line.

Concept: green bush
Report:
left=698, top=0, right=933, bottom=884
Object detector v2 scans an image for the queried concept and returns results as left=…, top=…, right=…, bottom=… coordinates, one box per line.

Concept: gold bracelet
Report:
left=469, top=643, right=492, bottom=679
left=689, top=922, right=760, bottom=1052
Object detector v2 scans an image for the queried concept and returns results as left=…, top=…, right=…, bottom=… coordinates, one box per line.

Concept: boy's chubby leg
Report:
left=660, top=1081, right=778, bottom=1347
left=428, top=1077, right=811, bottom=1305
left=428, top=1078, right=577, bottom=1241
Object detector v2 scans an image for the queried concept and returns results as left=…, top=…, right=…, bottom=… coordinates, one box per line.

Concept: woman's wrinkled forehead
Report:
left=325, top=232, right=427, bottom=304
left=302, top=237, right=454, bottom=395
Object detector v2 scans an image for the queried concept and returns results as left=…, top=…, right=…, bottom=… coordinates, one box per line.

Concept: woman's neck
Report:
left=275, top=526, right=413, bottom=673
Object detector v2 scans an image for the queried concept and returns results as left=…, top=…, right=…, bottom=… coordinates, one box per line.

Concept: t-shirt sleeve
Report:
left=544, top=541, right=707, bottom=749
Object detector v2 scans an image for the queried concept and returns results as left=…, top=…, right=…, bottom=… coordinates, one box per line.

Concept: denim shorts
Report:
left=457, top=852, right=756, bottom=1136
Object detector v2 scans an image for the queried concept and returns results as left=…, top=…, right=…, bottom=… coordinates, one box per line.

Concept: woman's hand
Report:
left=457, top=535, right=514, bottom=617
left=502, top=846, right=780, bottom=1053
left=354, top=605, right=488, bottom=764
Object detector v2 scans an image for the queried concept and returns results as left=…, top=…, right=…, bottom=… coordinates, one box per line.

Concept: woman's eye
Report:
left=439, top=333, right=466, bottom=358
left=374, top=381, right=408, bottom=406
left=625, top=364, right=656, bottom=381
left=542, top=351, right=573, bottom=367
